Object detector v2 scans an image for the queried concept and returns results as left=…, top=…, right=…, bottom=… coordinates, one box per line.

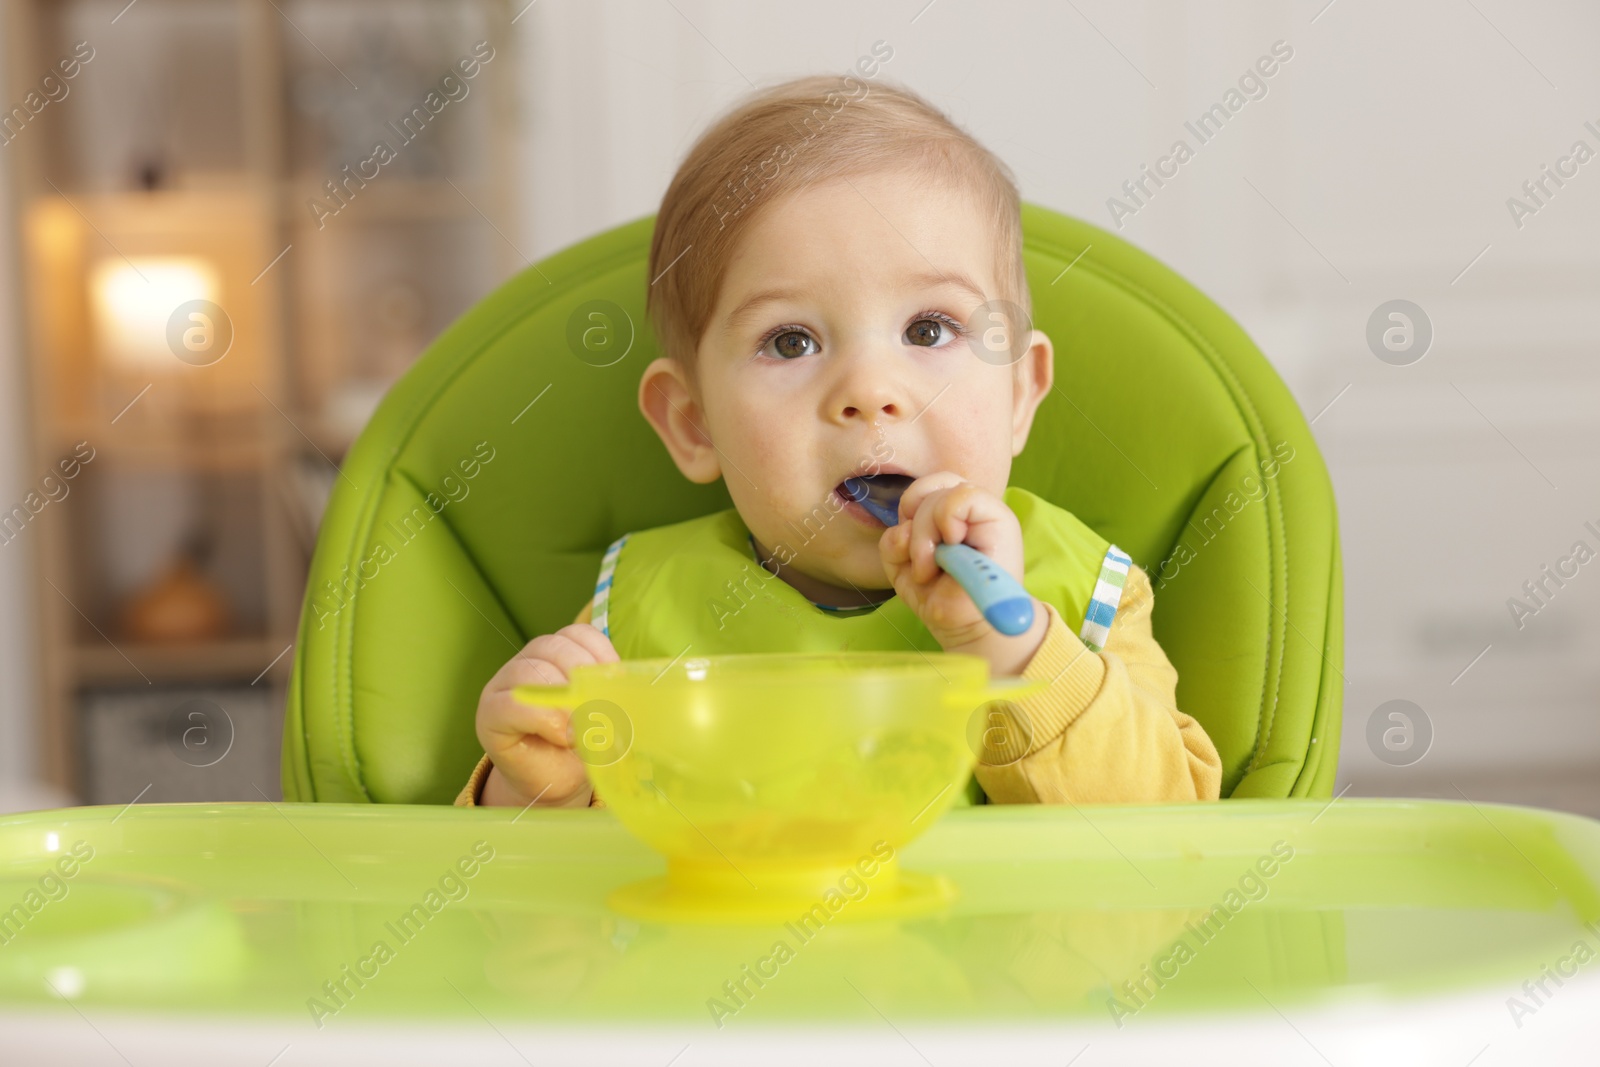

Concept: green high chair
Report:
left=281, top=203, right=1343, bottom=805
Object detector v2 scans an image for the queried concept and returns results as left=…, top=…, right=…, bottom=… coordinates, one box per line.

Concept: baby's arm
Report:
left=972, top=563, right=1223, bottom=804
left=455, top=597, right=611, bottom=808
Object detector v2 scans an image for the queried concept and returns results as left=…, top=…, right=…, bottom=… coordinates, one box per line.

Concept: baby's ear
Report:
left=1010, top=328, right=1054, bottom=455
left=637, top=357, right=722, bottom=484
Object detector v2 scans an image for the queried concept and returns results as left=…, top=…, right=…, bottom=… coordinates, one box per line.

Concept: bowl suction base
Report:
left=606, top=864, right=957, bottom=925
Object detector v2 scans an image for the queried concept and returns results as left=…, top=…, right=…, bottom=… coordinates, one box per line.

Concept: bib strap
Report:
left=1078, top=544, right=1131, bottom=653
left=591, top=533, right=629, bottom=638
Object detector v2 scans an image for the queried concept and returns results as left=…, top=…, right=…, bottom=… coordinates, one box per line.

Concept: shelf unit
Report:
left=4, top=0, right=517, bottom=800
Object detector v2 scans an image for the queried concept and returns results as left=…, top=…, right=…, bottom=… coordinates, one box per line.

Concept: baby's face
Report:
left=645, top=167, right=1052, bottom=597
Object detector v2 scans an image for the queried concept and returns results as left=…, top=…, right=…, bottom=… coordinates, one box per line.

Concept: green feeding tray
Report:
left=0, top=797, right=1596, bottom=1030
left=0, top=872, right=248, bottom=1002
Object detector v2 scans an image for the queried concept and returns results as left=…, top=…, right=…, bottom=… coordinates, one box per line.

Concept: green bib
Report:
left=591, top=486, right=1125, bottom=805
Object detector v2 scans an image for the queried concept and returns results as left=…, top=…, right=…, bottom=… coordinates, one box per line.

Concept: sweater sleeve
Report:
left=972, top=563, right=1222, bottom=805
left=455, top=596, right=608, bottom=808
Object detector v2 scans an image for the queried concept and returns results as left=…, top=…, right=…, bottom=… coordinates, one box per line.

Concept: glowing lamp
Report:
left=90, top=256, right=221, bottom=371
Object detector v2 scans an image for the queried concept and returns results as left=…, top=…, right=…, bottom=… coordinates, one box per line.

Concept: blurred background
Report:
left=0, top=0, right=1594, bottom=815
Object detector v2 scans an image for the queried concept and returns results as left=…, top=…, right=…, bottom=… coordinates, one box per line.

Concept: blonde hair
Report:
left=646, top=73, right=1029, bottom=390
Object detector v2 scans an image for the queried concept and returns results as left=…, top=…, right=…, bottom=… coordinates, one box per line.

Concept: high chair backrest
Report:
left=281, top=204, right=1343, bottom=803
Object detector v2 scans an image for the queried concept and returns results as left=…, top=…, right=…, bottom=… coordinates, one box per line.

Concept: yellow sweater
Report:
left=456, top=562, right=1223, bottom=807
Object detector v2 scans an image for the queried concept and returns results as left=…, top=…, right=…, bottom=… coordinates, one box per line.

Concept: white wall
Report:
left=512, top=0, right=1600, bottom=789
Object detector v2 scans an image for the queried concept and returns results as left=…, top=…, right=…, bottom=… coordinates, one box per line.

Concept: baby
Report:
left=457, top=74, right=1221, bottom=809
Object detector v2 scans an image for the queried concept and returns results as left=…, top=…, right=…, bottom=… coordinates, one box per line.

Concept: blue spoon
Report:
left=842, top=475, right=1035, bottom=636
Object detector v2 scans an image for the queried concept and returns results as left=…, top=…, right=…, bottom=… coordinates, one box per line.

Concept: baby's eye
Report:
left=904, top=312, right=965, bottom=349
left=760, top=328, right=819, bottom=361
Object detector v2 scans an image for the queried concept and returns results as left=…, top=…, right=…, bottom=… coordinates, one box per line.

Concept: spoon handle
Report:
left=933, top=541, right=1035, bottom=636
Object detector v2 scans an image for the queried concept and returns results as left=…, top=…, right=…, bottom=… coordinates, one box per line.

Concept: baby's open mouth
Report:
left=837, top=473, right=915, bottom=526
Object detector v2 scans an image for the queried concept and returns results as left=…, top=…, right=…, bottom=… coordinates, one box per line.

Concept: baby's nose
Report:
left=829, top=346, right=908, bottom=422
left=841, top=398, right=901, bottom=419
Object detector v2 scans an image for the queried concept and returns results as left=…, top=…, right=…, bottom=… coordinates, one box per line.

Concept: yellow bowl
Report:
left=513, top=652, right=1044, bottom=923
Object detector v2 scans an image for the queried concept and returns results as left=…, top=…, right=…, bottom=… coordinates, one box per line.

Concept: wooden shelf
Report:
left=52, top=427, right=275, bottom=472
left=281, top=177, right=497, bottom=224
left=9, top=0, right=516, bottom=798
left=72, top=636, right=295, bottom=687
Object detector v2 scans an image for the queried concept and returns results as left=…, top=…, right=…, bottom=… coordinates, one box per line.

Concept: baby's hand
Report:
left=878, top=473, right=1046, bottom=676
left=475, top=624, right=618, bottom=808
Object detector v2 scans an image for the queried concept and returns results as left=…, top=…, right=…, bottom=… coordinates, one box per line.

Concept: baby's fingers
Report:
left=927, top=482, right=1012, bottom=558
left=481, top=692, right=572, bottom=751
left=879, top=523, right=912, bottom=568
left=908, top=486, right=981, bottom=583
left=504, top=628, right=607, bottom=681
left=551, top=622, right=619, bottom=664
left=896, top=471, right=965, bottom=525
